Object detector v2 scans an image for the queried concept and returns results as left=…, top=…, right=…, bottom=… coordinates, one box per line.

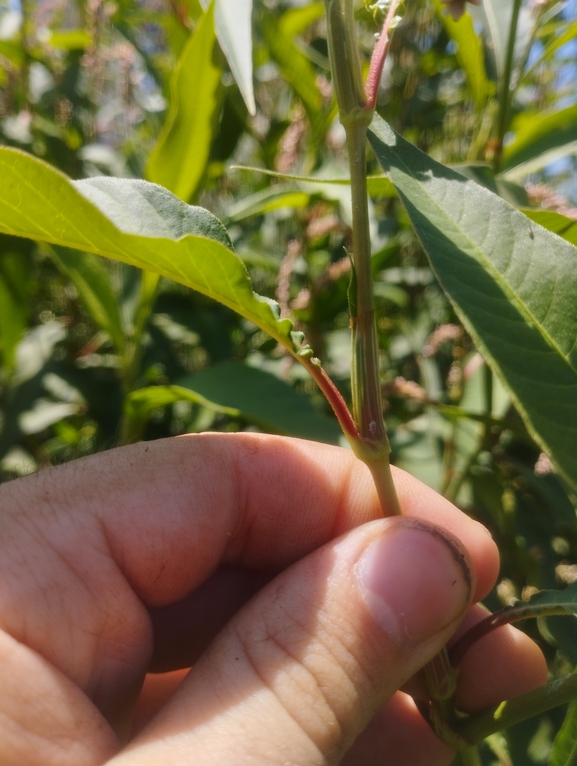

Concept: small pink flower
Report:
left=441, top=0, right=482, bottom=21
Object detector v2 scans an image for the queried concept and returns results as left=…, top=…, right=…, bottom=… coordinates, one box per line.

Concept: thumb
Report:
left=112, top=518, right=474, bottom=766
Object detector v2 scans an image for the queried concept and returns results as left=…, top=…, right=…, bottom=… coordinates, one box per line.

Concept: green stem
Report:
left=324, top=0, right=400, bottom=516
left=455, top=673, right=577, bottom=745
left=493, top=0, right=523, bottom=169
left=346, top=119, right=386, bottom=444
left=118, top=271, right=160, bottom=445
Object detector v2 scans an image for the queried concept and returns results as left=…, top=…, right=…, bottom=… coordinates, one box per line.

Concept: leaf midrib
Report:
left=381, top=135, right=577, bottom=379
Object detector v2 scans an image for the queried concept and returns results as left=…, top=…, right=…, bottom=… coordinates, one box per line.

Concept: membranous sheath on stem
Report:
left=323, top=0, right=401, bottom=516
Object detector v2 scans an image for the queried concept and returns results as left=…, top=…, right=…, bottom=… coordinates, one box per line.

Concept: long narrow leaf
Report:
left=432, top=0, right=490, bottom=111
left=146, top=1, right=222, bottom=201
left=550, top=699, right=577, bottom=766
left=503, top=106, right=577, bottom=175
left=214, top=0, right=255, bottom=115
left=368, top=115, right=577, bottom=491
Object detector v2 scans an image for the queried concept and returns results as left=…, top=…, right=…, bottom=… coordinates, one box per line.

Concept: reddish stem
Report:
left=365, top=0, right=401, bottom=109
left=450, top=604, right=563, bottom=669
left=302, top=355, right=360, bottom=443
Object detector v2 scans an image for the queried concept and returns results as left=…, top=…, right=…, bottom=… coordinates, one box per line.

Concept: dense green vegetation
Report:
left=1, top=0, right=577, bottom=762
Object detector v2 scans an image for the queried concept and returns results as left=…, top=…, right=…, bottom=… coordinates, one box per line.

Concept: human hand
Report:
left=0, top=433, right=546, bottom=765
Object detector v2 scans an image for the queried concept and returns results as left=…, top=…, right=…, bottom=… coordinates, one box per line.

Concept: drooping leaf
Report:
left=126, top=361, right=341, bottom=443
left=469, top=0, right=533, bottom=81
left=502, top=106, right=577, bottom=177
left=146, top=1, right=223, bottom=201
left=549, top=699, right=577, bottom=766
left=431, top=0, right=490, bottom=111
left=199, top=0, right=255, bottom=114
left=368, top=115, right=577, bottom=491
left=0, top=148, right=296, bottom=353
left=215, top=0, right=255, bottom=116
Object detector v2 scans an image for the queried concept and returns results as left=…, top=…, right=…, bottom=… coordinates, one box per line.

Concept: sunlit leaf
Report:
left=503, top=106, right=577, bottom=176
left=199, top=0, right=255, bottom=114
left=431, top=0, right=490, bottom=110
left=231, top=165, right=396, bottom=197
left=368, top=115, right=577, bottom=491
left=469, top=0, right=533, bottom=80
left=550, top=698, right=577, bottom=766
left=215, top=0, right=255, bottom=116
left=146, top=1, right=223, bottom=201
left=228, top=185, right=312, bottom=221
left=0, top=148, right=297, bottom=354
left=279, top=2, right=324, bottom=38
left=46, top=29, right=92, bottom=50
left=522, top=209, right=577, bottom=248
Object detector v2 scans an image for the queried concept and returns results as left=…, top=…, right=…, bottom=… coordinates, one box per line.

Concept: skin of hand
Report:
left=0, top=433, right=546, bottom=766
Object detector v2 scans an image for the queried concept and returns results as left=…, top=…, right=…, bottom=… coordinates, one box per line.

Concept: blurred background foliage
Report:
left=1, top=0, right=577, bottom=761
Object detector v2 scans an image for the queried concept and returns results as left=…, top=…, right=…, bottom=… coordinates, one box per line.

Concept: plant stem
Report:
left=118, top=271, right=160, bottom=445
left=346, top=118, right=386, bottom=444
left=455, top=673, right=577, bottom=745
left=451, top=603, right=572, bottom=669
left=324, top=0, right=400, bottom=516
left=493, top=0, right=523, bottom=169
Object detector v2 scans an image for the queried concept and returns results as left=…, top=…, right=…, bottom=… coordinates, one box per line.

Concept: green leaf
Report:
left=126, top=361, right=342, bottom=443
left=227, top=184, right=312, bottom=222
left=215, top=0, right=255, bottom=116
left=146, top=1, right=223, bottom=201
left=0, top=148, right=296, bottom=354
left=46, top=29, right=92, bottom=50
left=480, top=582, right=577, bottom=634
left=431, top=0, right=490, bottom=110
left=278, top=2, right=324, bottom=38
left=522, top=210, right=577, bottom=248
left=260, top=12, right=325, bottom=135
left=0, top=243, right=32, bottom=371
left=368, top=115, right=577, bottom=491
left=0, top=40, right=25, bottom=66
left=230, top=165, right=396, bottom=197
left=45, top=245, right=126, bottom=354
left=549, top=699, right=577, bottom=766
left=469, top=0, right=532, bottom=81
left=502, top=106, right=577, bottom=177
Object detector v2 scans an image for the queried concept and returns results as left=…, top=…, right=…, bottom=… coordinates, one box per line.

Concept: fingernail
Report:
left=356, top=520, right=473, bottom=647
